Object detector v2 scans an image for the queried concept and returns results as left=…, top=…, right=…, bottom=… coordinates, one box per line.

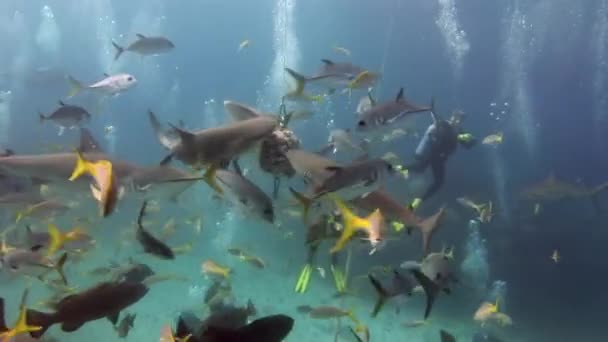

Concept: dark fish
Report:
left=201, top=300, right=257, bottom=331
left=368, top=269, right=417, bottom=317
left=174, top=313, right=294, bottom=342
left=134, top=201, right=174, bottom=260
left=39, top=101, right=90, bottom=128
left=114, top=312, right=136, bottom=338
left=204, top=280, right=231, bottom=309
left=26, top=280, right=149, bottom=337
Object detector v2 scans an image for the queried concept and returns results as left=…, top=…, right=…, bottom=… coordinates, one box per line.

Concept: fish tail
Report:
left=25, top=309, right=54, bottom=339
left=69, top=150, right=90, bottom=181
left=47, top=224, right=66, bottom=256
left=66, top=75, right=83, bottom=98
left=330, top=197, right=369, bottom=253
left=203, top=165, right=223, bottom=194
left=494, top=297, right=500, bottom=313
left=368, top=274, right=388, bottom=317
left=284, top=68, right=307, bottom=94
left=38, top=111, right=46, bottom=124
left=410, top=269, right=440, bottom=320
left=54, top=253, right=68, bottom=286
left=111, top=41, right=125, bottom=61
left=416, top=207, right=445, bottom=255
left=288, top=187, right=312, bottom=221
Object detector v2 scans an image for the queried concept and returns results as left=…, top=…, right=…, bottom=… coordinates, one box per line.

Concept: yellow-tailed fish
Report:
left=201, top=260, right=231, bottom=279
left=46, top=224, right=88, bottom=256
left=69, top=150, right=120, bottom=217
left=0, top=290, right=42, bottom=342
left=331, top=196, right=384, bottom=253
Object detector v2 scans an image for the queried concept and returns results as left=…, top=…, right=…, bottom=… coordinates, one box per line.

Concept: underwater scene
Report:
left=0, top=0, right=605, bottom=341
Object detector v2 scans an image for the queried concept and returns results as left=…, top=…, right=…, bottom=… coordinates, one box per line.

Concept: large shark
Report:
left=148, top=110, right=277, bottom=169
left=520, top=174, right=608, bottom=208
left=0, top=128, right=201, bottom=201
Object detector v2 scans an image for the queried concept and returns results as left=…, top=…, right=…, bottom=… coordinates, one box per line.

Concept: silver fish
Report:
left=112, top=34, right=174, bottom=61
left=39, top=101, right=90, bottom=130
left=285, top=59, right=379, bottom=91
left=356, top=88, right=433, bottom=133
left=67, top=73, right=137, bottom=98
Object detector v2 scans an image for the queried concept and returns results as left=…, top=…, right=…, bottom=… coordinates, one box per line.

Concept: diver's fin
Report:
left=411, top=269, right=440, bottom=319
left=368, top=274, right=388, bottom=318
left=395, top=87, right=404, bottom=102
left=79, top=128, right=103, bottom=153
left=111, top=41, right=125, bottom=61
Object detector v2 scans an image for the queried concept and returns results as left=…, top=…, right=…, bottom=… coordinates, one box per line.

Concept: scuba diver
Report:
left=405, top=110, right=477, bottom=210
left=294, top=213, right=348, bottom=294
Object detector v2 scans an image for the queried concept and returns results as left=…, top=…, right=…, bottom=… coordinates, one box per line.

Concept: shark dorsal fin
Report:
left=395, top=88, right=404, bottom=102
left=79, top=128, right=104, bottom=153
left=168, top=124, right=195, bottom=145
left=136, top=33, right=146, bottom=39
left=103, top=73, right=110, bottom=78
left=321, top=59, right=334, bottom=65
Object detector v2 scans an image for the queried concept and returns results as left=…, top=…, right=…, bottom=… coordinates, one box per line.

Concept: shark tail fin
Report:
left=368, top=274, right=388, bottom=317
left=289, top=187, right=312, bottom=222
left=111, top=41, right=125, bottom=61
left=66, top=75, right=83, bottom=98
left=411, top=269, right=440, bottom=319
left=590, top=182, right=608, bottom=211
left=284, top=68, right=307, bottom=94
left=416, top=207, right=446, bottom=255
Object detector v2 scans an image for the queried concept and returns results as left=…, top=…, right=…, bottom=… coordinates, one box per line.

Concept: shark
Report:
left=520, top=174, right=608, bottom=208
left=0, top=128, right=202, bottom=202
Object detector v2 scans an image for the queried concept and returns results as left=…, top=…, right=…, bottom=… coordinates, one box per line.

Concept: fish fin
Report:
left=203, top=166, right=223, bottom=194
left=395, top=87, right=404, bottom=102
left=136, top=201, right=148, bottom=231
left=47, top=224, right=65, bottom=256
left=107, top=312, right=120, bottom=325
left=440, top=330, right=456, bottom=342
left=89, top=184, right=102, bottom=201
left=68, top=150, right=90, bottom=181
left=79, top=128, right=104, bottom=153
left=349, top=326, right=364, bottom=342
left=284, top=68, right=307, bottom=95
left=331, top=197, right=371, bottom=253
left=321, top=59, right=334, bottom=65
left=416, top=207, right=446, bottom=255
left=368, top=274, right=388, bottom=317
left=0, top=298, right=6, bottom=332
left=61, top=320, right=84, bottom=332
left=136, top=33, right=146, bottom=39
left=411, top=269, right=440, bottom=319
left=38, top=111, right=46, bottom=124
left=54, top=253, right=68, bottom=286
left=111, top=41, right=125, bottom=61
left=289, top=187, right=312, bottom=221
left=66, top=75, right=83, bottom=98
left=232, top=159, right=243, bottom=176
left=25, top=309, right=54, bottom=338
left=159, top=153, right=174, bottom=166
left=168, top=123, right=195, bottom=146
left=175, top=316, right=193, bottom=339
left=430, top=98, right=439, bottom=123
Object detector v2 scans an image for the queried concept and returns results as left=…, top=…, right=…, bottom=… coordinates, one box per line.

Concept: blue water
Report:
left=0, top=0, right=606, bottom=341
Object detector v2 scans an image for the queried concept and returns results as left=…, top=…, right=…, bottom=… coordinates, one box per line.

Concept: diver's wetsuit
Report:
left=406, top=119, right=469, bottom=200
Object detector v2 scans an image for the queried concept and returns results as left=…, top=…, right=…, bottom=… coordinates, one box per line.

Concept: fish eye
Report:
left=357, top=120, right=366, bottom=127
left=127, top=76, right=133, bottom=82
left=386, top=164, right=394, bottom=171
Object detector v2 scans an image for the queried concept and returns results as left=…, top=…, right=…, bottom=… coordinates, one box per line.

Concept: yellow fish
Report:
left=69, top=150, right=121, bottom=217
left=331, top=196, right=385, bottom=253
left=482, top=132, right=504, bottom=146
left=47, top=224, right=89, bottom=256
left=201, top=260, right=231, bottom=279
